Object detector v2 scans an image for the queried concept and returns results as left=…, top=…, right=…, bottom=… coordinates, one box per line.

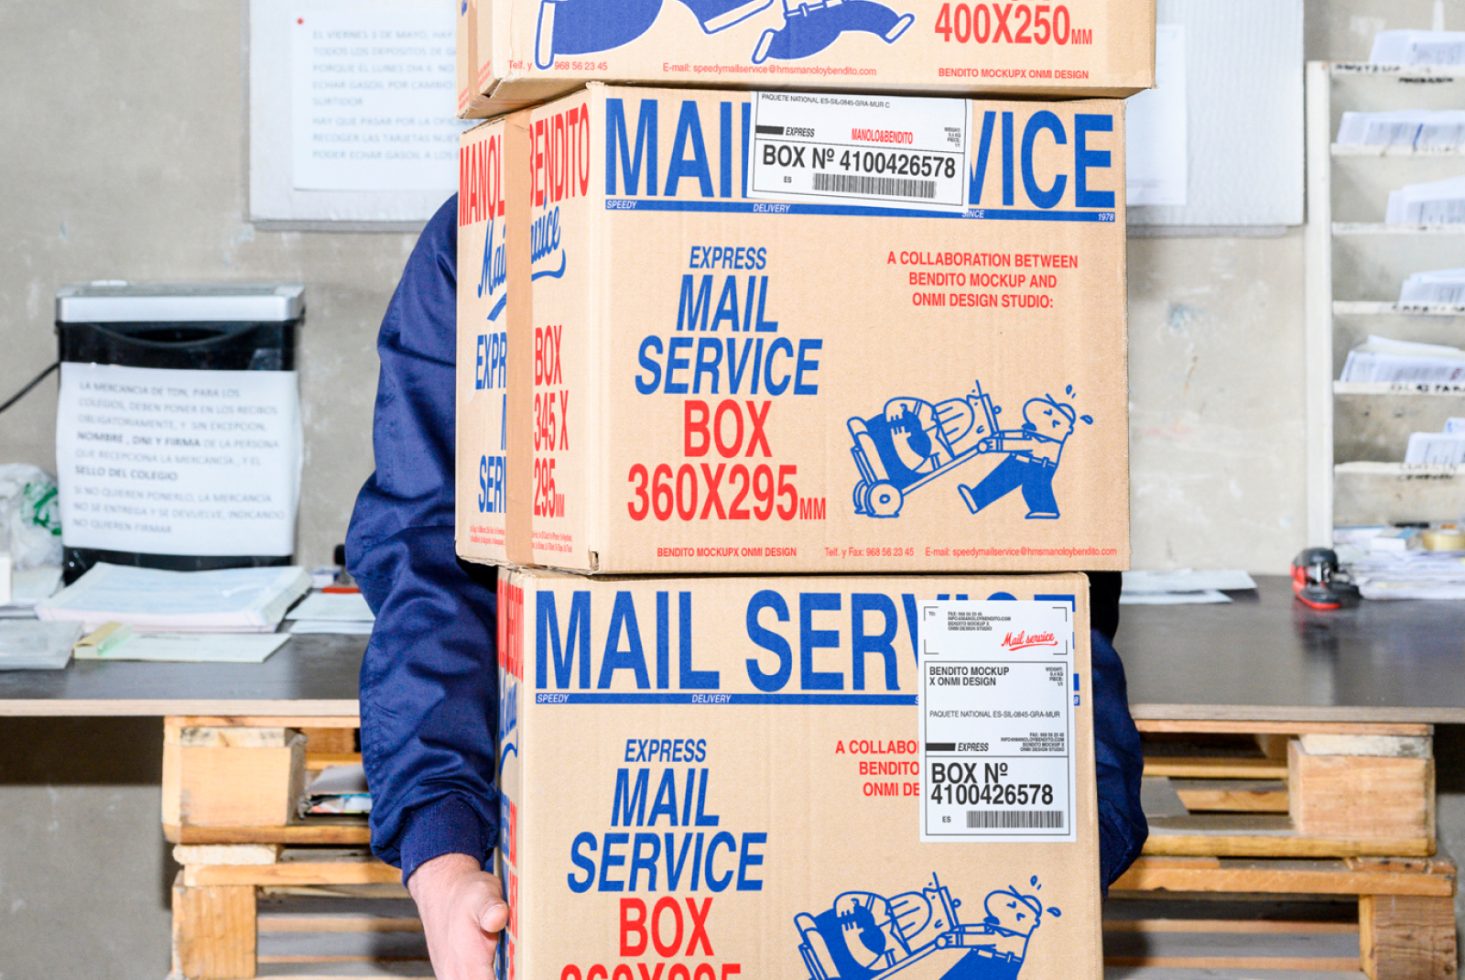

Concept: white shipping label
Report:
left=919, top=599, right=1076, bottom=843
left=56, top=364, right=302, bottom=557
left=750, top=91, right=970, bottom=213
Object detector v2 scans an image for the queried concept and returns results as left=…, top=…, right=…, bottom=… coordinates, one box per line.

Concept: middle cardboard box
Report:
left=458, top=85, right=1129, bottom=575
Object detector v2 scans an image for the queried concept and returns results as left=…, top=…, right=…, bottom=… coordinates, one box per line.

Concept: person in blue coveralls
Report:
left=346, top=196, right=1149, bottom=979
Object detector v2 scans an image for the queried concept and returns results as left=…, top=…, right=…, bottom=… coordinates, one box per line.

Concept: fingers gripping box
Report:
left=458, top=0, right=1155, bottom=118
left=495, top=567, right=1100, bottom=979
left=457, top=86, right=1129, bottom=574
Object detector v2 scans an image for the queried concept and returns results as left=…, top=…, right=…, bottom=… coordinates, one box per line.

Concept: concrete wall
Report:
left=1, top=1, right=1464, bottom=977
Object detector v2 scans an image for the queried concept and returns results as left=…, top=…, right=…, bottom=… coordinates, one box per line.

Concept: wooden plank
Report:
left=1359, top=895, right=1457, bottom=980
left=185, top=860, right=400, bottom=888
left=167, top=820, right=372, bottom=846
left=172, top=879, right=257, bottom=979
left=1173, top=779, right=1290, bottom=813
left=1105, top=956, right=1360, bottom=972
left=170, top=715, right=362, bottom=729
left=1146, top=756, right=1289, bottom=780
left=1298, top=735, right=1431, bottom=759
left=1112, top=857, right=1455, bottom=898
left=301, top=727, right=357, bottom=755
left=175, top=729, right=306, bottom=828
left=260, top=915, right=423, bottom=934
left=1106, top=970, right=1364, bottom=980
left=1135, top=720, right=1431, bottom=737
left=305, top=753, right=363, bottom=771
left=174, top=844, right=282, bottom=866
left=1143, top=832, right=1432, bottom=860
left=1289, top=741, right=1433, bottom=845
left=1143, top=813, right=1433, bottom=858
left=254, top=964, right=433, bottom=978
left=258, top=930, right=428, bottom=959
left=1105, top=919, right=1357, bottom=936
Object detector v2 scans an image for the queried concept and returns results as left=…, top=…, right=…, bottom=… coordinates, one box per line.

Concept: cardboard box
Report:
left=457, top=86, right=1129, bottom=574
left=457, top=114, right=512, bottom=555
left=458, top=0, right=1154, bottom=118
left=494, top=566, right=1100, bottom=979
left=457, top=0, right=497, bottom=118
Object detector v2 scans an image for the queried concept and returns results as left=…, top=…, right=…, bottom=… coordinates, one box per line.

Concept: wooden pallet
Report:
left=1135, top=720, right=1436, bottom=859
left=163, top=715, right=1457, bottom=979
left=1111, top=856, right=1457, bottom=979
left=163, top=716, right=370, bottom=846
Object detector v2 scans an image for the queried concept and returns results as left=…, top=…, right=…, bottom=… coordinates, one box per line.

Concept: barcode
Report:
left=813, top=172, right=937, bottom=200
left=966, top=810, right=1065, bottom=829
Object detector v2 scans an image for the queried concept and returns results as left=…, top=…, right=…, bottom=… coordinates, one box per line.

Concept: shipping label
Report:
left=750, top=91, right=970, bottom=212
left=918, top=599, right=1076, bottom=842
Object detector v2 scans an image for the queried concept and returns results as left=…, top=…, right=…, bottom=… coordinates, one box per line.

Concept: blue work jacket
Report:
left=347, top=195, right=1148, bottom=888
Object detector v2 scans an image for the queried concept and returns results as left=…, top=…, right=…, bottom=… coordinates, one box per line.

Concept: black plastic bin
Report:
left=55, top=282, right=305, bottom=581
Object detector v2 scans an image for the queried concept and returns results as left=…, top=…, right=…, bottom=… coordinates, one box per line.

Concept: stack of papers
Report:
left=1349, top=550, right=1465, bottom=600
left=1337, top=110, right=1465, bottom=149
left=1341, top=336, right=1465, bottom=384
left=1370, top=30, right=1465, bottom=67
left=73, top=625, right=289, bottom=664
left=1400, top=268, right=1465, bottom=307
left=1387, top=175, right=1465, bottom=225
left=286, top=591, right=374, bottom=635
left=0, top=565, right=63, bottom=619
left=306, top=764, right=372, bottom=815
left=1406, top=423, right=1465, bottom=466
left=35, top=563, right=310, bottom=633
left=1120, top=569, right=1258, bottom=605
left=0, top=621, right=81, bottom=670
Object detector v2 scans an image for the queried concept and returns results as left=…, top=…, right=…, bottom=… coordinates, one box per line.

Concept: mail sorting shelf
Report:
left=1304, top=61, right=1465, bottom=539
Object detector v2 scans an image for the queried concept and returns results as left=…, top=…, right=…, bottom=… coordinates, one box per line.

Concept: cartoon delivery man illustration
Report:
left=959, top=395, right=1076, bottom=520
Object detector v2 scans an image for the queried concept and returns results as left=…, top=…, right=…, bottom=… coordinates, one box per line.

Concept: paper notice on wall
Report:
left=1126, top=24, right=1187, bottom=207
left=290, top=7, right=459, bottom=192
left=56, top=364, right=302, bottom=558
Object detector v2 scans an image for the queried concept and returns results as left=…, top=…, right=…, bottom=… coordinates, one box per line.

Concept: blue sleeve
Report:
left=1091, top=627, right=1147, bottom=890
left=346, top=194, right=500, bottom=884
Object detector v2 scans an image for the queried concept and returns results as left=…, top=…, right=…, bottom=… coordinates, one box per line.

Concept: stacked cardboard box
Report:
left=455, top=8, right=1150, bottom=977
left=457, top=0, right=1154, bottom=115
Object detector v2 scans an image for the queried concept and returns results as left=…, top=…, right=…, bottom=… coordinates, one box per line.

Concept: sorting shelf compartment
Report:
left=1305, top=61, right=1465, bottom=538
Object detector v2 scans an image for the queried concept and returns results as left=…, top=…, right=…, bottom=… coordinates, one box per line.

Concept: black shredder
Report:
left=55, top=282, right=305, bottom=581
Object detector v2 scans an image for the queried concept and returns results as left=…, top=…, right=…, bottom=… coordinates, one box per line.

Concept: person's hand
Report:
left=408, top=853, right=509, bottom=979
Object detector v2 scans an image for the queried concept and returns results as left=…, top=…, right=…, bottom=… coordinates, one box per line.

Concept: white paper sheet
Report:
left=74, top=631, right=289, bottom=664
left=290, top=8, right=460, bottom=192
left=1405, top=432, right=1465, bottom=466
left=288, top=620, right=374, bottom=635
left=36, top=563, right=310, bottom=633
left=1400, top=268, right=1465, bottom=307
left=1126, top=24, right=1188, bottom=207
left=285, top=591, right=373, bottom=622
left=1122, top=569, right=1258, bottom=593
left=0, top=621, right=81, bottom=670
left=1370, top=30, right=1465, bottom=67
left=1119, top=589, right=1232, bottom=605
left=56, top=364, right=302, bottom=558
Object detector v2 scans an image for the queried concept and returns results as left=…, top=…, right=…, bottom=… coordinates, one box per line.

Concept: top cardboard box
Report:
left=457, top=0, right=1155, bottom=117
left=456, top=86, right=1130, bottom=575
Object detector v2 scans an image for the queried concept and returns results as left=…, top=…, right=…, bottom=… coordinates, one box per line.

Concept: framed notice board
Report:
left=248, top=0, right=464, bottom=227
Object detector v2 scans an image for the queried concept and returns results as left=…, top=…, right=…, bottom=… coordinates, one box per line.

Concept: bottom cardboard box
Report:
left=494, top=568, right=1100, bottom=978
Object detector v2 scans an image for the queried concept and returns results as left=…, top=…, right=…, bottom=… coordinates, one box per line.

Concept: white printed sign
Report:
left=56, top=364, right=302, bottom=557
left=750, top=91, right=970, bottom=213
left=1126, top=24, right=1188, bottom=208
left=919, top=600, right=1076, bottom=843
left=290, top=8, right=460, bottom=192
